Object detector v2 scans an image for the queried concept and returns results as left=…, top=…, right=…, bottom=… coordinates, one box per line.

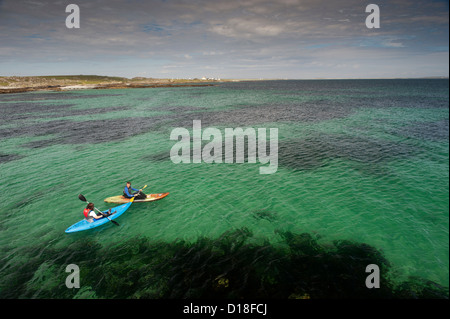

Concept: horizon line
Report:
left=1, top=74, right=449, bottom=81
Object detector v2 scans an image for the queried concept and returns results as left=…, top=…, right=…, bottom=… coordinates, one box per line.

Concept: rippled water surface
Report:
left=0, top=79, right=448, bottom=298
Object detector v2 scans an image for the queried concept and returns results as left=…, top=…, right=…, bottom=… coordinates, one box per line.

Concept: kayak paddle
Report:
left=78, top=194, right=131, bottom=226
left=136, top=185, right=147, bottom=197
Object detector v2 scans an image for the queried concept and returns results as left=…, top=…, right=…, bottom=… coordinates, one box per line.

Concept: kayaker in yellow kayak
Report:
left=123, top=181, right=147, bottom=200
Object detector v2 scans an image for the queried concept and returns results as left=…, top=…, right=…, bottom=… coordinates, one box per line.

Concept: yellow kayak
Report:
left=104, top=192, right=169, bottom=204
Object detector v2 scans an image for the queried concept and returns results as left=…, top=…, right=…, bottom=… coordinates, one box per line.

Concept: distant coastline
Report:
left=0, top=75, right=231, bottom=94
left=0, top=75, right=447, bottom=94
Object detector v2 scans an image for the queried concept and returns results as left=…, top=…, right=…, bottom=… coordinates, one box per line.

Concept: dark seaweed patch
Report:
left=0, top=103, right=76, bottom=123
left=0, top=116, right=168, bottom=146
left=0, top=102, right=130, bottom=124
left=0, top=153, right=23, bottom=163
left=394, top=119, right=449, bottom=141
left=144, top=131, right=420, bottom=177
left=0, top=92, right=123, bottom=102
left=278, top=133, right=418, bottom=172
left=21, top=138, right=64, bottom=149
left=152, top=101, right=353, bottom=130
left=0, top=228, right=447, bottom=299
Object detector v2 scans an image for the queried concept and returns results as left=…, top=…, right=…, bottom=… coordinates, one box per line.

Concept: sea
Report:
left=0, top=79, right=448, bottom=299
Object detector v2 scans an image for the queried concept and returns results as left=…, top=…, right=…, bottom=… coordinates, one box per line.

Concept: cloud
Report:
left=0, top=0, right=448, bottom=78
left=210, top=17, right=287, bottom=38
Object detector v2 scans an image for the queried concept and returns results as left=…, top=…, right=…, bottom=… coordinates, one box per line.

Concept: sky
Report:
left=0, top=0, right=448, bottom=79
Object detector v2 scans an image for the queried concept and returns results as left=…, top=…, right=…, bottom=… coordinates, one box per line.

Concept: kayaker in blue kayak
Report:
left=83, top=203, right=111, bottom=222
left=123, top=181, right=147, bottom=200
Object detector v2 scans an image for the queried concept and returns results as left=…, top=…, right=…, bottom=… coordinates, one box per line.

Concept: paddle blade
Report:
left=78, top=194, right=87, bottom=202
left=143, top=185, right=147, bottom=189
left=111, top=220, right=120, bottom=226
left=130, top=197, right=135, bottom=203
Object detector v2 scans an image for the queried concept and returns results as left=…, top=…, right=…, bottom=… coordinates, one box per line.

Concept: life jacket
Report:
left=123, top=186, right=132, bottom=198
left=83, top=208, right=92, bottom=219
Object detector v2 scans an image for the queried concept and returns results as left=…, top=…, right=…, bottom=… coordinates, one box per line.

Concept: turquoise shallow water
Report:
left=0, top=79, right=448, bottom=298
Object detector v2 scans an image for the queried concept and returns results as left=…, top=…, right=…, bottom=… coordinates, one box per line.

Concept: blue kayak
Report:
left=65, top=202, right=132, bottom=233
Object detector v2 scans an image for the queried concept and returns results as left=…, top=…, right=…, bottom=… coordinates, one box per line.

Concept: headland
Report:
left=0, top=75, right=231, bottom=94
